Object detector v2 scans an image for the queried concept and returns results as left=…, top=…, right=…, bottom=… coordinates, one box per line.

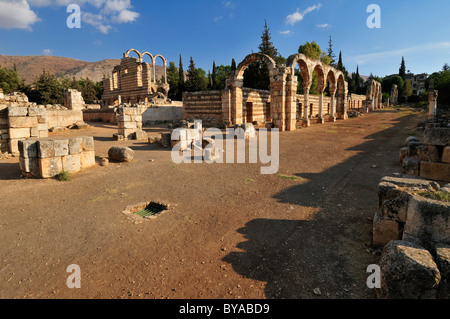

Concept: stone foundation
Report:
left=18, top=136, right=96, bottom=178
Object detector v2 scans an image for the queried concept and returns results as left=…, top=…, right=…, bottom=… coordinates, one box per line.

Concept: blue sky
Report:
left=0, top=0, right=449, bottom=77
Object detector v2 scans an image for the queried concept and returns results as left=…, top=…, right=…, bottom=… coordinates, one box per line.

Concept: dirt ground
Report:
left=0, top=107, right=427, bottom=299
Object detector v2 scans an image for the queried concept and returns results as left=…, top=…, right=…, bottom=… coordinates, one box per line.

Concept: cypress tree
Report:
left=337, top=51, right=343, bottom=71
left=231, top=58, right=237, bottom=72
left=399, top=56, right=406, bottom=81
left=212, top=61, right=217, bottom=90
left=177, top=54, right=185, bottom=100
left=327, top=36, right=336, bottom=65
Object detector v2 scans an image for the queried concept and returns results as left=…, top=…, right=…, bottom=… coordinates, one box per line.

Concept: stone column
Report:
left=285, top=75, right=298, bottom=131
left=303, top=85, right=311, bottom=127
left=330, top=89, right=336, bottom=122
left=428, top=90, right=438, bottom=118
left=318, top=89, right=325, bottom=124
left=231, top=80, right=243, bottom=125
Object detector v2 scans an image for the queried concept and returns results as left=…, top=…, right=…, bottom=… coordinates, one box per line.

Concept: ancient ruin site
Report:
left=0, top=1, right=449, bottom=304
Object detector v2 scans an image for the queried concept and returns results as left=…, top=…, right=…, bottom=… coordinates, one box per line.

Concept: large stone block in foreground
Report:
left=377, top=241, right=441, bottom=299
left=18, top=136, right=96, bottom=178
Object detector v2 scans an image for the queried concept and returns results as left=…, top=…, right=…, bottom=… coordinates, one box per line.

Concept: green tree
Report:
left=231, top=58, right=237, bottom=72
left=177, top=54, right=185, bottom=100
left=337, top=51, right=343, bottom=71
left=0, top=65, right=23, bottom=94
left=427, top=69, right=450, bottom=106
left=399, top=56, right=406, bottom=81
left=327, top=36, right=336, bottom=65
left=185, top=57, right=207, bottom=92
left=402, top=80, right=413, bottom=100
left=29, top=70, right=64, bottom=105
left=443, top=63, right=450, bottom=71
left=381, top=75, right=405, bottom=96
left=166, top=61, right=179, bottom=100
left=243, top=20, right=284, bottom=90
left=211, top=61, right=217, bottom=90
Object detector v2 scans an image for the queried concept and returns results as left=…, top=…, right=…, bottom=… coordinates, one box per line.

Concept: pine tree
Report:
left=211, top=61, right=217, bottom=90
left=399, top=56, right=406, bottom=81
left=231, top=59, right=237, bottom=72
left=177, top=54, right=185, bottom=100
left=355, top=65, right=361, bottom=93
left=185, top=56, right=207, bottom=92
left=259, top=19, right=279, bottom=59
left=337, top=51, right=343, bottom=71
left=327, top=36, right=336, bottom=65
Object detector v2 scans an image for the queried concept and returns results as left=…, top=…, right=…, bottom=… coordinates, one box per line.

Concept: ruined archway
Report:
left=226, top=53, right=277, bottom=126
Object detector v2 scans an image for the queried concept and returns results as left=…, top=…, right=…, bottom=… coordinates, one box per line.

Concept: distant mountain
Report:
left=0, top=55, right=167, bottom=85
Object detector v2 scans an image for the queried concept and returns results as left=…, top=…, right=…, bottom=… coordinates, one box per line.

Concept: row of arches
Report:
left=226, top=53, right=351, bottom=131
left=123, top=48, right=168, bottom=84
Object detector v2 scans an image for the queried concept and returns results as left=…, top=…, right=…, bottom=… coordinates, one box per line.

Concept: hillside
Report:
left=0, top=55, right=167, bottom=84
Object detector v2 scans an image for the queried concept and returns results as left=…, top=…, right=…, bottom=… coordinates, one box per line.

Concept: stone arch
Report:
left=227, top=53, right=277, bottom=127
left=154, top=54, right=167, bottom=84
left=336, top=73, right=347, bottom=119
left=124, top=49, right=142, bottom=61
left=286, top=53, right=312, bottom=88
left=141, top=52, right=155, bottom=64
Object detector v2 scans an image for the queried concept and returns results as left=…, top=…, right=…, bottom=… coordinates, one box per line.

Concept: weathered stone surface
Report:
left=402, top=156, right=421, bottom=175
left=148, top=136, right=161, bottom=144
left=19, top=157, right=40, bottom=177
left=133, top=130, right=147, bottom=141
left=442, top=146, right=450, bottom=164
left=423, top=128, right=450, bottom=146
left=68, top=137, right=82, bottom=155
left=113, top=133, right=124, bottom=141
left=8, top=107, right=28, bottom=117
left=53, top=139, right=69, bottom=157
left=161, top=133, right=171, bottom=148
left=436, top=244, right=450, bottom=299
left=379, top=185, right=410, bottom=223
left=408, top=141, right=423, bottom=156
left=8, top=116, right=38, bottom=128
left=39, top=156, right=63, bottom=178
left=62, top=154, right=81, bottom=173
left=373, top=212, right=401, bottom=246
left=9, top=128, right=31, bottom=139
left=80, top=150, right=96, bottom=169
left=406, top=136, right=420, bottom=145
left=420, top=162, right=450, bottom=182
left=377, top=241, right=441, bottom=299
left=417, top=145, right=440, bottom=162
left=380, top=176, right=440, bottom=192
left=108, top=146, right=135, bottom=162
left=37, top=140, right=54, bottom=158
left=81, top=136, right=95, bottom=151
left=403, top=195, right=450, bottom=252
left=18, top=139, right=38, bottom=158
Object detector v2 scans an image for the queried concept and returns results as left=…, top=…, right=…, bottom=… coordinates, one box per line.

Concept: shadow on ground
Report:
left=223, top=112, right=417, bottom=299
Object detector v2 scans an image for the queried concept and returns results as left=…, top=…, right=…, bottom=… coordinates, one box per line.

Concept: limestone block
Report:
left=19, top=157, right=40, bottom=177
left=53, top=139, right=69, bottom=157
left=420, top=162, right=450, bottom=182
left=113, top=134, right=124, bottom=141
left=8, top=107, right=28, bottom=117
left=123, top=121, right=137, bottom=129
left=161, top=133, right=171, bottom=148
left=81, top=136, right=95, bottom=152
left=39, top=156, right=63, bottom=178
left=380, top=176, right=440, bottom=191
left=80, top=151, right=96, bottom=169
left=108, top=146, right=134, bottom=162
left=379, top=185, right=410, bottom=223
left=402, top=156, right=421, bottom=175
left=68, top=137, right=83, bottom=155
left=9, top=116, right=38, bottom=128
left=373, top=212, right=401, bottom=246
left=442, top=147, right=450, bottom=164
left=18, top=139, right=38, bottom=158
left=39, top=130, right=48, bottom=138
left=436, top=244, right=450, bottom=299
left=62, top=154, right=81, bottom=173
left=133, top=130, right=147, bottom=141
left=423, top=128, right=450, bottom=146
left=28, top=107, right=47, bottom=117
left=417, top=145, right=440, bottom=162
left=377, top=241, right=441, bottom=299
left=403, top=195, right=450, bottom=252
left=30, top=127, right=39, bottom=138
left=37, top=140, right=55, bottom=158
left=37, top=116, right=47, bottom=124
left=9, top=139, right=20, bottom=155
left=9, top=128, right=31, bottom=139
left=408, top=141, right=423, bottom=156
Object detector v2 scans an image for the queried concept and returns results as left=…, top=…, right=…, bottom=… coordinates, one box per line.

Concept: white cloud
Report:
left=222, top=1, right=235, bottom=9
left=2, top=0, right=140, bottom=33
left=42, top=48, right=52, bottom=55
left=317, top=23, right=328, bottom=28
left=0, top=0, right=40, bottom=30
left=279, top=30, right=292, bottom=35
left=285, top=4, right=322, bottom=26
left=213, top=16, right=223, bottom=22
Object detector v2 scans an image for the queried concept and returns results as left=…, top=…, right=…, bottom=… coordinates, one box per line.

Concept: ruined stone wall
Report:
left=183, top=90, right=223, bottom=127
left=83, top=108, right=118, bottom=124
left=142, top=106, right=183, bottom=124
left=242, top=89, right=271, bottom=123
left=46, top=109, right=84, bottom=129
